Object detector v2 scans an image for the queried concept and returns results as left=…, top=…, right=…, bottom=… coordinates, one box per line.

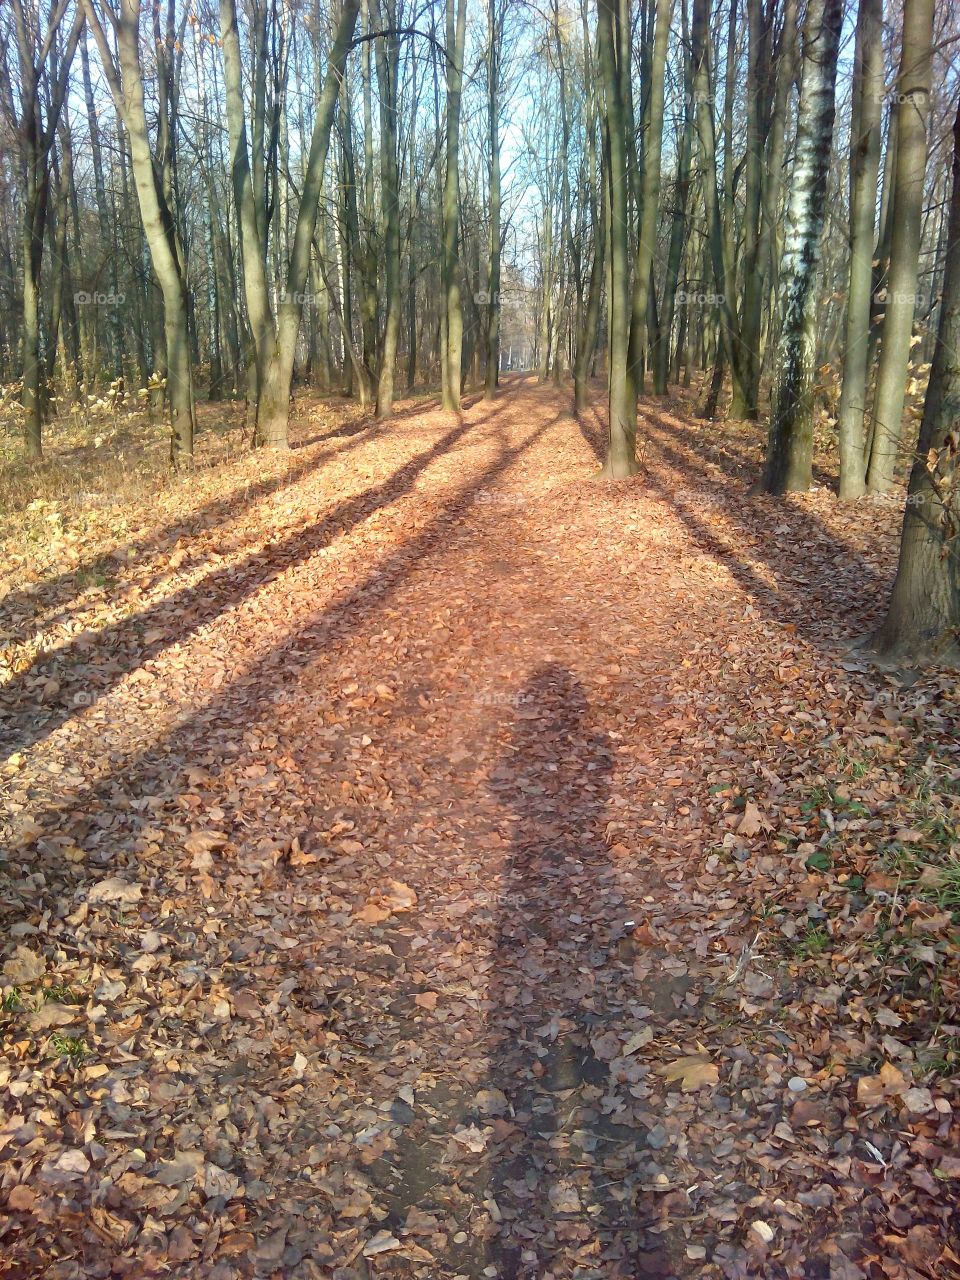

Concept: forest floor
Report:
left=1, top=375, right=959, bottom=1280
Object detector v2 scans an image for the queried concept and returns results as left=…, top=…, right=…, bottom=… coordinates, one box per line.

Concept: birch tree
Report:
left=759, top=0, right=843, bottom=495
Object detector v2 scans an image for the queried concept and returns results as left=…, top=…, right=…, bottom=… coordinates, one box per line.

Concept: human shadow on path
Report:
left=480, top=665, right=673, bottom=1279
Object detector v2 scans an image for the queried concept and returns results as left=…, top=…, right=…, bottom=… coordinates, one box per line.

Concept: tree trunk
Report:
left=690, top=0, right=749, bottom=420
left=865, top=0, right=934, bottom=493
left=83, top=0, right=196, bottom=462
left=759, top=0, right=843, bottom=495
left=441, top=0, right=467, bottom=411
left=80, top=35, right=123, bottom=379
left=374, top=0, right=401, bottom=418
left=872, top=100, right=960, bottom=660
left=484, top=0, right=502, bottom=399
left=653, top=0, right=692, bottom=396
left=837, top=0, right=883, bottom=499
left=597, top=0, right=638, bottom=477
left=625, top=0, right=673, bottom=410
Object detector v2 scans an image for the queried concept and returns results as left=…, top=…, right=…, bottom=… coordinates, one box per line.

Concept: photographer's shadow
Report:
left=482, top=664, right=653, bottom=1278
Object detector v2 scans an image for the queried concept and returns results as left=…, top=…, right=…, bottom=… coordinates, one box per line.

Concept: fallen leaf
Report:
left=657, top=1054, right=719, bottom=1091
left=2, top=946, right=45, bottom=985
left=87, top=878, right=141, bottom=907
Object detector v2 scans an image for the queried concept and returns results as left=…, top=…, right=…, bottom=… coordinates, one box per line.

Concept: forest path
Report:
left=2, top=377, right=951, bottom=1279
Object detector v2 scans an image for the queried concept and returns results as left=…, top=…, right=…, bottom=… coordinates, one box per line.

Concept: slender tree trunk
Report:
left=21, top=177, right=44, bottom=459
left=625, top=0, right=672, bottom=413
left=574, top=212, right=605, bottom=413
left=83, top=0, right=196, bottom=462
left=597, top=0, right=638, bottom=477
left=735, top=0, right=772, bottom=419
left=757, top=0, right=797, bottom=388
left=441, top=0, right=468, bottom=411
left=690, top=0, right=748, bottom=419
left=837, top=0, right=883, bottom=498
left=484, top=0, right=502, bottom=399
left=374, top=0, right=401, bottom=418
left=653, top=0, right=692, bottom=396
left=81, top=36, right=123, bottom=379
left=865, top=0, right=934, bottom=493
left=759, top=0, right=843, bottom=495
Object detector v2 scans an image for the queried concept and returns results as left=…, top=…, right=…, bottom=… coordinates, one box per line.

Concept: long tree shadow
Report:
left=1, top=395, right=520, bottom=757
left=2, top=376, right=526, bottom=653
left=9, top=406, right=562, bottom=872
left=0, top=405, right=394, bottom=646
left=575, top=397, right=892, bottom=646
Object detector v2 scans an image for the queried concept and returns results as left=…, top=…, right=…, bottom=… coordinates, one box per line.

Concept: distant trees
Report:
left=0, top=0, right=952, bottom=471
left=2, top=0, right=960, bottom=661
left=220, top=0, right=360, bottom=448
left=2, top=0, right=84, bottom=458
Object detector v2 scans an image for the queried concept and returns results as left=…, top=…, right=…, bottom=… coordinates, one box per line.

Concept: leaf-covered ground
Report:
left=1, top=377, right=958, bottom=1280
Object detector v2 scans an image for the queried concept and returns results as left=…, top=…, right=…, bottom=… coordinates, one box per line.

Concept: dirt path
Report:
left=2, top=379, right=958, bottom=1279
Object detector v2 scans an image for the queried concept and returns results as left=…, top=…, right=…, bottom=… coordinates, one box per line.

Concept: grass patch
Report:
left=48, top=1033, right=88, bottom=1064
left=789, top=925, right=832, bottom=959
left=43, top=982, right=84, bottom=1005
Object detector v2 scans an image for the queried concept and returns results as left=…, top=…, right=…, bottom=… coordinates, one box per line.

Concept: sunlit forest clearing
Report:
left=1, top=0, right=959, bottom=1277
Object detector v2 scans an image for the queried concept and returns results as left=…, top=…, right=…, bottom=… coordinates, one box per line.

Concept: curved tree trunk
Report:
left=83, top=0, right=196, bottom=463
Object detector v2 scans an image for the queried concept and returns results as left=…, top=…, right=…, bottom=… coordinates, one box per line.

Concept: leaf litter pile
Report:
left=1, top=377, right=959, bottom=1280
